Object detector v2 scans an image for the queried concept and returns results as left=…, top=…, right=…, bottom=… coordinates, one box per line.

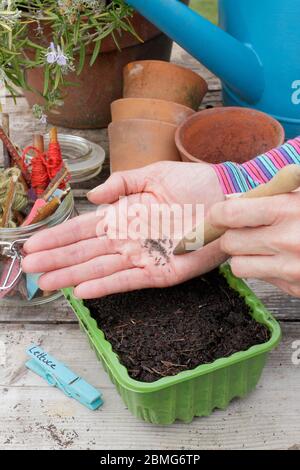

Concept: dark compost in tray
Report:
left=85, top=270, right=270, bottom=383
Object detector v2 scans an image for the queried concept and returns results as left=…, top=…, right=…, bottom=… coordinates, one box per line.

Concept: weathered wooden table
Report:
left=0, top=45, right=299, bottom=450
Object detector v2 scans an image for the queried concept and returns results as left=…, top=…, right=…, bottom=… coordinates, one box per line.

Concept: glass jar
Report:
left=0, top=192, right=74, bottom=306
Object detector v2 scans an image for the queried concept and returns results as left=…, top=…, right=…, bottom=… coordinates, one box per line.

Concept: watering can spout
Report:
left=126, top=0, right=264, bottom=104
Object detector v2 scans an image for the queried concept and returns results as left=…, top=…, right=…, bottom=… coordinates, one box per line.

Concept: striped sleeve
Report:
left=214, top=137, right=300, bottom=194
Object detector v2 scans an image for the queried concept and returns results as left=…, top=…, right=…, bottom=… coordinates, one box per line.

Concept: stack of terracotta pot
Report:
left=109, top=60, right=208, bottom=173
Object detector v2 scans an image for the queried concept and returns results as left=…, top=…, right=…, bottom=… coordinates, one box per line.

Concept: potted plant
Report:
left=0, top=1, right=188, bottom=129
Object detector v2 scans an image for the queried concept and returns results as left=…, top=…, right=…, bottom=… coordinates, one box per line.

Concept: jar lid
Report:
left=24, top=134, right=106, bottom=183
left=43, top=134, right=106, bottom=181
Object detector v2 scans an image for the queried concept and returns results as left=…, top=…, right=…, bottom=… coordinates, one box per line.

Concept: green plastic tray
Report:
left=63, top=265, right=281, bottom=425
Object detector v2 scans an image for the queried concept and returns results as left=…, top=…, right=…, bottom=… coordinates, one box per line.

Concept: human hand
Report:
left=22, top=161, right=227, bottom=299
left=209, top=192, right=300, bottom=297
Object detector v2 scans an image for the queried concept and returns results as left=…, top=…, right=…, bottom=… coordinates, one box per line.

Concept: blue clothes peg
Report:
left=26, top=345, right=103, bottom=410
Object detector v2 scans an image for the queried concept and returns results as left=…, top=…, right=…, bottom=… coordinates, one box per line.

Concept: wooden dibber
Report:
left=30, top=187, right=70, bottom=225
left=30, top=197, right=61, bottom=225
left=50, top=126, right=58, bottom=144
left=173, top=164, right=300, bottom=255
left=41, top=166, right=68, bottom=201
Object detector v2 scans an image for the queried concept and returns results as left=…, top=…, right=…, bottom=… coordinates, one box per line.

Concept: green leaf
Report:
left=64, top=80, right=80, bottom=88
left=54, top=67, right=62, bottom=90
left=77, top=43, right=86, bottom=75
left=25, top=39, right=45, bottom=51
left=90, top=38, right=102, bottom=66
left=43, top=65, right=50, bottom=96
left=73, top=20, right=80, bottom=46
left=111, top=30, right=121, bottom=51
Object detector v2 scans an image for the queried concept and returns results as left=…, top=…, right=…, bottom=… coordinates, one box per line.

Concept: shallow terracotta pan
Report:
left=123, top=60, right=208, bottom=110
left=111, top=98, right=195, bottom=126
left=176, top=107, right=285, bottom=164
left=109, top=119, right=181, bottom=173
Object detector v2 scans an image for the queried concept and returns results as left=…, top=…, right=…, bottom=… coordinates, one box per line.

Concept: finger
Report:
left=263, top=278, right=300, bottom=298
left=173, top=239, right=229, bottom=281
left=22, top=237, right=118, bottom=273
left=24, top=211, right=102, bottom=253
left=74, top=240, right=228, bottom=299
left=230, top=255, right=281, bottom=280
left=232, top=254, right=300, bottom=283
left=208, top=196, right=282, bottom=229
left=87, top=167, right=148, bottom=204
left=38, top=254, right=133, bottom=291
left=219, top=227, right=278, bottom=256
left=73, top=268, right=149, bottom=299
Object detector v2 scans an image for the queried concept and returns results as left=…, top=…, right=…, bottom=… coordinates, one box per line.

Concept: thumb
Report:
left=87, top=167, right=148, bottom=204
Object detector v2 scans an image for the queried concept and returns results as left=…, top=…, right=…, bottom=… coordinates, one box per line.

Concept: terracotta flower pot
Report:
left=176, top=107, right=285, bottom=164
left=109, top=119, right=181, bottom=173
left=123, top=60, right=208, bottom=111
left=111, top=98, right=195, bottom=126
left=23, top=14, right=175, bottom=129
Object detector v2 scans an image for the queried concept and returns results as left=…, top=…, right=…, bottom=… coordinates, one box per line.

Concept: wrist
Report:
left=212, top=136, right=300, bottom=195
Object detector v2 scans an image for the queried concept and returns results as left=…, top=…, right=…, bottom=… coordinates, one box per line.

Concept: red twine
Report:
left=22, top=142, right=67, bottom=196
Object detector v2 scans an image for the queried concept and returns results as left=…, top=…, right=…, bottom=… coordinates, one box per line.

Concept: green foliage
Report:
left=0, top=1, right=136, bottom=115
left=190, top=0, right=218, bottom=24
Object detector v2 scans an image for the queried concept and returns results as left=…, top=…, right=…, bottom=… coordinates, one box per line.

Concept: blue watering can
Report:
left=126, top=0, right=300, bottom=138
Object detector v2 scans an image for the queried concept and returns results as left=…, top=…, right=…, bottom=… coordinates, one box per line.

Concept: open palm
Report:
left=23, top=161, right=227, bottom=299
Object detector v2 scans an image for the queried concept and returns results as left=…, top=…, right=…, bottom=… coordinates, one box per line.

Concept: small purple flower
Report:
left=40, top=114, right=47, bottom=125
left=45, top=42, right=69, bottom=68
left=56, top=45, right=67, bottom=66
left=46, top=42, right=57, bottom=64
left=32, top=104, right=47, bottom=125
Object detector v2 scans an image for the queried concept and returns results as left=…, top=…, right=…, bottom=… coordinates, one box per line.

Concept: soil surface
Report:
left=86, top=270, right=270, bottom=383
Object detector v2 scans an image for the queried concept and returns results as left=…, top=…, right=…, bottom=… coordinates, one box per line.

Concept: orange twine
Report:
left=22, top=142, right=67, bottom=196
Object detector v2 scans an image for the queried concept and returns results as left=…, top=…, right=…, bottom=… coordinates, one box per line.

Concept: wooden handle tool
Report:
left=49, top=127, right=58, bottom=144
left=41, top=166, right=68, bottom=202
left=173, top=164, right=300, bottom=255
left=30, top=187, right=70, bottom=225
left=30, top=197, right=61, bottom=225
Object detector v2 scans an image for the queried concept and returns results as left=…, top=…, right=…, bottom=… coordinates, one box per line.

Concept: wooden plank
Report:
left=0, top=323, right=299, bottom=450
left=0, top=96, right=29, bottom=114
left=171, top=44, right=222, bottom=90
left=0, top=298, right=76, bottom=324
left=247, top=279, right=300, bottom=321
left=200, top=90, right=223, bottom=109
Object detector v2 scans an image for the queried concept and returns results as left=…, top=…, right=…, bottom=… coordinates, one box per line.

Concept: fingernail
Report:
left=72, top=288, right=82, bottom=300
left=87, top=186, right=99, bottom=195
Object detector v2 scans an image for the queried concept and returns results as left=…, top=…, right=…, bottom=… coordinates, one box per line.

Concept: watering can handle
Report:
left=126, top=0, right=264, bottom=104
left=174, top=164, right=300, bottom=255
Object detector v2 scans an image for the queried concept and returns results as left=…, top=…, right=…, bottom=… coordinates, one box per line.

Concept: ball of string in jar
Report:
left=0, top=168, right=28, bottom=228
